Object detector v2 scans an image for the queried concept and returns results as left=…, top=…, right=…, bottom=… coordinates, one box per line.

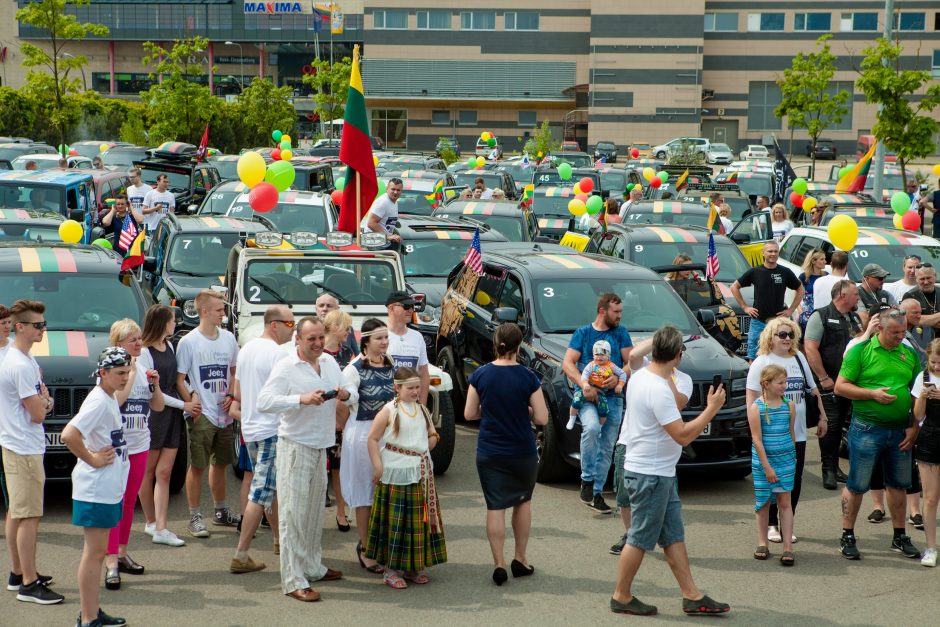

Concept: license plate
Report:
left=700, top=424, right=711, bottom=437
left=45, top=432, right=65, bottom=449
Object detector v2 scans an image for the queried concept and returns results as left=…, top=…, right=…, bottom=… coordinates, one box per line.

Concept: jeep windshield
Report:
left=498, top=163, right=532, bottom=186
left=0, top=273, right=144, bottom=332
left=846, top=245, right=940, bottom=282
left=629, top=239, right=751, bottom=284
left=463, top=215, right=524, bottom=241
left=228, top=200, right=329, bottom=234
left=532, top=194, right=574, bottom=216
left=533, top=278, right=698, bottom=334
left=168, top=233, right=242, bottom=276
left=138, top=165, right=191, bottom=193
left=244, top=258, right=397, bottom=305
left=600, top=170, right=628, bottom=191
left=624, top=209, right=709, bottom=228
left=404, top=240, right=478, bottom=277
left=395, top=190, right=436, bottom=216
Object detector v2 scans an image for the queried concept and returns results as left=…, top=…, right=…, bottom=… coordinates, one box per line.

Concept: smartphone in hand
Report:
left=321, top=389, right=338, bottom=401
left=712, top=375, right=723, bottom=389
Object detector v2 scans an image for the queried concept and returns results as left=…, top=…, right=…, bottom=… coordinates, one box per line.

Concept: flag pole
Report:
left=356, top=174, right=361, bottom=247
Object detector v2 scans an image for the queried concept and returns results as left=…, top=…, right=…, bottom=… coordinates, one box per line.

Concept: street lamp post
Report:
left=62, top=52, right=87, bottom=92
left=225, top=41, right=245, bottom=91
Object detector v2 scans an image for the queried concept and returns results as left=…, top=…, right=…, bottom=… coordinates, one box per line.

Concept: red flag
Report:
left=338, top=46, right=377, bottom=233
left=196, top=124, right=209, bottom=161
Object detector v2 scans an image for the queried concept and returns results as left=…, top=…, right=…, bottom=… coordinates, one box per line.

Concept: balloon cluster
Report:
left=270, top=130, right=294, bottom=162
left=789, top=178, right=809, bottom=209
left=236, top=130, right=297, bottom=213
left=891, top=190, right=921, bottom=231
left=57, top=144, right=77, bottom=157
left=626, top=183, right=642, bottom=193
left=642, top=168, right=669, bottom=189
left=465, top=156, right=486, bottom=169
left=480, top=131, right=497, bottom=148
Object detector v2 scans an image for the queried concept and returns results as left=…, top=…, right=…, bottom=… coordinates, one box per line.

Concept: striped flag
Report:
left=706, top=203, right=725, bottom=234
left=118, top=213, right=138, bottom=251
left=120, top=230, right=145, bottom=272
left=706, top=233, right=720, bottom=278
left=836, top=140, right=876, bottom=193
left=338, top=45, right=378, bottom=233
left=674, top=169, right=690, bottom=193
left=463, top=228, right=483, bottom=276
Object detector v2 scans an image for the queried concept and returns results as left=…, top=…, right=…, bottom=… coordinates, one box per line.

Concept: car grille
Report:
left=687, top=380, right=746, bottom=410
left=736, top=315, right=750, bottom=356
left=50, top=386, right=91, bottom=417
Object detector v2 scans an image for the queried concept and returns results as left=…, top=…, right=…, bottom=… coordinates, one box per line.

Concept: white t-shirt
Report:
left=622, top=367, right=684, bottom=477
left=176, top=327, right=239, bottom=428
left=388, top=327, right=429, bottom=371
left=618, top=366, right=692, bottom=447
left=69, top=386, right=130, bottom=504
left=235, top=337, right=288, bottom=442
left=360, top=194, right=398, bottom=235
left=142, top=189, right=176, bottom=231
left=812, top=273, right=845, bottom=310
left=121, top=361, right=153, bottom=454
left=746, top=352, right=816, bottom=442
left=0, top=342, right=9, bottom=365
left=126, top=183, right=152, bottom=214
left=886, top=280, right=917, bottom=304
left=772, top=220, right=794, bottom=241
left=911, top=371, right=939, bottom=400
left=480, top=188, right=494, bottom=200
left=0, top=347, right=45, bottom=455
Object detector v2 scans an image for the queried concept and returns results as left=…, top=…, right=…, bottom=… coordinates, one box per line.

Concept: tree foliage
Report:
left=0, top=87, right=38, bottom=138
left=857, top=37, right=940, bottom=186
left=16, top=0, right=109, bottom=149
left=302, top=57, right=352, bottom=138
left=666, top=141, right=705, bottom=166
left=775, top=35, right=850, bottom=176
left=523, top=120, right=560, bottom=157
left=236, top=78, right=297, bottom=148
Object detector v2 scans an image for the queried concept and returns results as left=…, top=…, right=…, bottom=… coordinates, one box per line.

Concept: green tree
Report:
left=436, top=137, right=459, bottom=165
left=141, top=37, right=219, bottom=145
left=15, top=0, right=109, bottom=149
left=0, top=87, right=38, bottom=138
left=857, top=37, right=940, bottom=187
left=236, top=78, right=297, bottom=148
left=774, top=35, right=850, bottom=177
left=666, top=141, right=705, bottom=166
left=522, top=120, right=560, bottom=158
left=302, top=57, right=352, bottom=139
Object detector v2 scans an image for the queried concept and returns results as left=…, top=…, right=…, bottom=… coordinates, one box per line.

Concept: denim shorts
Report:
left=846, top=419, right=912, bottom=494
left=623, top=471, right=684, bottom=551
left=613, top=444, right=630, bottom=509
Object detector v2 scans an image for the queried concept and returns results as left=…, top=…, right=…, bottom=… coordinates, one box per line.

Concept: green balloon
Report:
left=264, top=160, right=295, bottom=193
left=466, top=158, right=477, bottom=170
left=586, top=195, right=603, bottom=215
left=558, top=162, right=573, bottom=181
left=92, top=238, right=112, bottom=249
left=335, top=177, right=346, bottom=191
left=487, top=138, right=496, bottom=147
left=272, top=130, right=283, bottom=142
left=891, top=191, right=910, bottom=215
left=792, top=178, right=808, bottom=196
left=626, top=183, right=635, bottom=191
left=377, top=179, right=387, bottom=196
left=279, top=139, right=291, bottom=151
left=657, top=171, right=669, bottom=184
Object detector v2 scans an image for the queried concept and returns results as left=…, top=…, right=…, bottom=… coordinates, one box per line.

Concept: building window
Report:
left=458, top=110, right=478, bottom=126
left=505, top=11, right=539, bottom=31
left=417, top=10, right=450, bottom=30
left=373, top=9, right=408, bottom=30
left=518, top=111, right=537, bottom=127
left=840, top=12, right=878, bottom=31
left=794, top=12, right=832, bottom=31
left=747, top=13, right=784, bottom=32
left=460, top=11, right=496, bottom=31
left=431, top=110, right=450, bottom=126
left=894, top=12, right=926, bottom=31
left=932, top=50, right=940, bottom=78
left=371, top=109, right=408, bottom=149
left=704, top=12, right=738, bottom=32
left=748, top=81, right=782, bottom=131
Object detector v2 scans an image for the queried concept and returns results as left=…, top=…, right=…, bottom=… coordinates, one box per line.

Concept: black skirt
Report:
left=476, top=454, right=538, bottom=510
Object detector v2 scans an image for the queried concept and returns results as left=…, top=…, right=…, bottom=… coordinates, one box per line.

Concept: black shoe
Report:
left=835, top=469, right=848, bottom=483
left=16, top=579, right=64, bottom=604
left=117, top=555, right=144, bottom=575
left=908, top=514, right=925, bottom=530
left=105, top=566, right=120, bottom=591
left=7, top=571, right=52, bottom=591
left=76, top=619, right=103, bottom=627
left=609, top=533, right=628, bottom=555
left=578, top=481, right=592, bottom=504
left=587, top=494, right=612, bottom=514
left=611, top=596, right=657, bottom=616
left=867, top=508, right=885, bottom=523
left=336, top=514, right=351, bottom=532
left=891, top=534, right=921, bottom=559
left=492, top=567, right=508, bottom=586
left=95, top=608, right=127, bottom=626
left=325, top=493, right=333, bottom=508
left=840, top=534, right=861, bottom=560
left=822, top=468, right=837, bottom=491
left=682, top=594, right=731, bottom=615
left=510, top=559, right=534, bottom=577
left=260, top=514, right=270, bottom=528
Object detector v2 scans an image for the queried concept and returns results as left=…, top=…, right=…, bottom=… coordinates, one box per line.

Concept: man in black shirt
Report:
left=903, top=264, right=940, bottom=331
left=730, top=241, right=803, bottom=360
left=99, top=194, right=144, bottom=256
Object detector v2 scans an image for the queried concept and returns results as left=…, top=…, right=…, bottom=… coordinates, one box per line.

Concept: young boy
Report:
left=567, top=340, right=626, bottom=430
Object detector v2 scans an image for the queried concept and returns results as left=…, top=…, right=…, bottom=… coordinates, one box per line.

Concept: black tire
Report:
left=535, top=408, right=574, bottom=483
left=169, top=420, right=188, bottom=494
left=656, top=151, right=667, bottom=160
left=430, top=391, right=456, bottom=475
left=436, top=346, right=466, bottom=417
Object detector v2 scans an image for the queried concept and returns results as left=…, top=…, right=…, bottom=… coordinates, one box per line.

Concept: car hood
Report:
left=34, top=331, right=111, bottom=388
left=165, top=273, right=223, bottom=296
left=405, top=279, right=446, bottom=308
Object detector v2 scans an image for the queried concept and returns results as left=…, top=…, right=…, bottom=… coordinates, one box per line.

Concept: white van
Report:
left=652, top=137, right=710, bottom=160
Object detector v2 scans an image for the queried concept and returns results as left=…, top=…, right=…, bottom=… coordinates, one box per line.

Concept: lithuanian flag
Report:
left=426, top=178, right=444, bottom=208
left=120, top=230, right=145, bottom=272
left=338, top=45, right=378, bottom=233
left=674, top=169, right=690, bottom=193
left=706, top=203, right=725, bottom=234
left=836, top=140, right=876, bottom=193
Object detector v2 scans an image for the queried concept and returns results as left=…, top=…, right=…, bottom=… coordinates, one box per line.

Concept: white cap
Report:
left=592, top=340, right=611, bottom=356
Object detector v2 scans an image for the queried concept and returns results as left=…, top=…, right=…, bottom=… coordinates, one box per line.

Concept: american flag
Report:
left=706, top=233, right=720, bottom=279
left=118, top=213, right=138, bottom=251
left=463, top=228, right=484, bottom=276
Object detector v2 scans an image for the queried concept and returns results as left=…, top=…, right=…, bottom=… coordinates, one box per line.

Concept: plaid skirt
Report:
left=364, top=481, right=447, bottom=572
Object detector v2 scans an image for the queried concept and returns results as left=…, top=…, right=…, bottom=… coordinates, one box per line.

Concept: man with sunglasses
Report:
left=0, top=300, right=64, bottom=604
left=903, top=263, right=940, bottom=330
left=856, top=264, right=897, bottom=327
left=126, top=168, right=151, bottom=217
left=385, top=291, right=429, bottom=405
left=886, top=256, right=921, bottom=304
left=229, top=305, right=295, bottom=574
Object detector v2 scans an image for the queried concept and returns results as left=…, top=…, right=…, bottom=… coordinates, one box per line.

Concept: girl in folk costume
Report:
left=365, top=367, right=446, bottom=589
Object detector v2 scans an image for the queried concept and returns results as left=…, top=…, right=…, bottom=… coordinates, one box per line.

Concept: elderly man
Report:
left=257, top=316, right=356, bottom=601
left=903, top=263, right=940, bottom=330
left=618, top=186, right=643, bottom=221
left=900, top=297, right=932, bottom=368
left=835, top=309, right=921, bottom=561
left=856, top=264, right=896, bottom=327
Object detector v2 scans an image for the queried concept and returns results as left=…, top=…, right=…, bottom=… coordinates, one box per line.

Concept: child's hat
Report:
left=592, top=340, right=611, bottom=356
left=97, top=346, right=131, bottom=370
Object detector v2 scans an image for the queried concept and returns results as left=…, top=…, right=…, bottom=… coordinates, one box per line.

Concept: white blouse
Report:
left=379, top=401, right=431, bottom=485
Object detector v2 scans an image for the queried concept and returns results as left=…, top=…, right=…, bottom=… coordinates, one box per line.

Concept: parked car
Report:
left=593, top=141, right=618, bottom=163
left=806, top=139, right=837, bottom=160
left=475, top=137, right=503, bottom=159
left=653, top=137, right=710, bottom=160
left=706, top=143, right=734, bottom=165
left=738, top=145, right=769, bottom=160
left=630, top=142, right=652, bottom=158
left=435, top=137, right=461, bottom=158
left=561, top=140, right=582, bottom=152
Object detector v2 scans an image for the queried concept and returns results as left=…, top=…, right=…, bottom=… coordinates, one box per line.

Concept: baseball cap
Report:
left=861, top=263, right=890, bottom=279
left=592, top=340, right=611, bottom=356
left=386, top=290, right=417, bottom=307
left=97, top=346, right=131, bottom=370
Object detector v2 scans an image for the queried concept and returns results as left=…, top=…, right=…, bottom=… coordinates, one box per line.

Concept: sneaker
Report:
left=921, top=548, right=937, bottom=568
left=7, top=572, right=52, bottom=591
left=142, top=522, right=156, bottom=537
left=230, top=556, right=266, bottom=574
left=908, top=514, right=925, bottom=530
left=767, top=526, right=782, bottom=543
left=682, top=594, right=731, bottom=615
left=187, top=513, right=210, bottom=538
left=578, top=481, right=592, bottom=504
left=213, top=507, right=240, bottom=527
left=840, top=534, right=861, bottom=560
left=891, top=534, right=921, bottom=559
left=94, top=607, right=127, bottom=626
left=16, top=579, right=64, bottom=604
left=609, top=533, right=628, bottom=555
left=587, top=494, right=612, bottom=514
left=611, top=596, right=657, bottom=616
left=867, top=508, right=886, bottom=523
left=152, top=528, right=186, bottom=547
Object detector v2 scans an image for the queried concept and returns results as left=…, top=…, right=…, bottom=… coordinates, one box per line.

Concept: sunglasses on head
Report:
left=917, top=263, right=934, bottom=269
left=273, top=319, right=295, bottom=328
left=776, top=331, right=795, bottom=339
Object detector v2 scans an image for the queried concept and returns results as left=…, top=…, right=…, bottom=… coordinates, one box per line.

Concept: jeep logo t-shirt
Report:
left=176, top=327, right=239, bottom=428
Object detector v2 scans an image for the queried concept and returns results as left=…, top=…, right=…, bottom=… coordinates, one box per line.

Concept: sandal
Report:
left=105, top=566, right=121, bottom=590
left=383, top=571, right=407, bottom=589
left=356, top=541, right=384, bottom=574
left=753, top=545, right=770, bottom=560
left=780, top=551, right=795, bottom=566
left=403, top=570, right=429, bottom=584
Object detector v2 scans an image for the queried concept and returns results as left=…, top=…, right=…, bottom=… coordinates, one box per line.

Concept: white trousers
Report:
left=276, top=437, right=328, bottom=594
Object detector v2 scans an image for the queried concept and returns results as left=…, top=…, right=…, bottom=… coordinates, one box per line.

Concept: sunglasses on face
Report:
left=273, top=319, right=295, bottom=328
left=776, top=331, right=795, bottom=339
left=20, top=321, right=46, bottom=330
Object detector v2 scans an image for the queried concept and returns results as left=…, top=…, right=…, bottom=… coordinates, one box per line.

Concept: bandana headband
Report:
left=396, top=377, right=421, bottom=385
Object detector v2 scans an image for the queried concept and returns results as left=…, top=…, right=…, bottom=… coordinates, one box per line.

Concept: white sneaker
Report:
left=152, top=528, right=186, bottom=547
left=921, top=548, right=937, bottom=567
left=767, top=526, right=782, bottom=543
left=143, top=522, right=156, bottom=537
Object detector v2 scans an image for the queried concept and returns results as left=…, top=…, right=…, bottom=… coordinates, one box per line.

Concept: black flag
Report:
left=772, top=137, right=797, bottom=204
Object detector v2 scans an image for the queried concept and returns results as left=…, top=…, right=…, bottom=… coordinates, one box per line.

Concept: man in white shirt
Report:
left=385, top=291, right=429, bottom=404
left=474, top=176, right=494, bottom=200
left=813, top=250, right=850, bottom=310
left=360, top=178, right=402, bottom=244
left=258, top=316, right=355, bottom=602
left=229, top=305, right=295, bottom=574
left=885, top=255, right=920, bottom=304
left=142, top=173, right=176, bottom=232
left=125, top=168, right=152, bottom=217
left=618, top=186, right=643, bottom=221
left=0, top=300, right=63, bottom=605
left=176, top=290, right=240, bottom=538
left=610, top=325, right=728, bottom=617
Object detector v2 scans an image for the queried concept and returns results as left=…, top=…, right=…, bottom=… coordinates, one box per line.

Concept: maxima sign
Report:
left=244, top=1, right=312, bottom=14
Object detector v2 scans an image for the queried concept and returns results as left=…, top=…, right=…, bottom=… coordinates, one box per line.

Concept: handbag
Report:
left=795, top=354, right=821, bottom=430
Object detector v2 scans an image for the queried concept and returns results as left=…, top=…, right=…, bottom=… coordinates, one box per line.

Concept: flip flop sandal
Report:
left=403, top=570, right=429, bottom=584
left=753, top=546, right=770, bottom=560
left=383, top=571, right=408, bottom=589
left=780, top=551, right=795, bottom=566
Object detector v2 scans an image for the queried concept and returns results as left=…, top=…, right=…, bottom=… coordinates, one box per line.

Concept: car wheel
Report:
left=436, top=346, right=466, bottom=414
left=656, top=151, right=667, bottom=160
left=430, top=391, right=456, bottom=475
left=169, top=422, right=188, bottom=494
left=535, top=405, right=575, bottom=483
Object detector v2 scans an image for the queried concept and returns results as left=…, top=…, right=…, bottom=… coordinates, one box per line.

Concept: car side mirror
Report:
left=90, top=226, right=105, bottom=240
left=533, top=236, right=554, bottom=244
left=143, top=256, right=157, bottom=272
left=696, top=308, right=716, bottom=330
left=187, top=204, right=198, bottom=215
left=730, top=232, right=749, bottom=244
left=493, top=307, right=518, bottom=323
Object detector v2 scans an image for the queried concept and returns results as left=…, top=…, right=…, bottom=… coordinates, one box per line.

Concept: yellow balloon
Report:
left=802, top=197, right=817, bottom=212
left=373, top=156, right=379, bottom=167
left=568, top=198, right=587, bottom=216
left=237, top=152, right=267, bottom=188
left=476, top=156, right=485, bottom=167
left=58, top=219, right=83, bottom=244
left=99, top=143, right=109, bottom=152
left=281, top=135, right=291, bottom=144
left=281, top=149, right=293, bottom=161
left=481, top=131, right=492, bottom=142
left=827, top=214, right=859, bottom=252
left=573, top=184, right=583, bottom=195
left=893, top=213, right=904, bottom=229
left=643, top=167, right=655, bottom=181
left=933, top=164, right=940, bottom=176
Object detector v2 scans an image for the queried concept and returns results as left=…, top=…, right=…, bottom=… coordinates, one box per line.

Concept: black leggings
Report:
left=770, top=441, right=806, bottom=527
left=819, top=392, right=852, bottom=464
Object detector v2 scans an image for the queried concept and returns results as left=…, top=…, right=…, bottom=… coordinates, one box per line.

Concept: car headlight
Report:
left=417, top=305, right=440, bottom=326
left=182, top=299, right=198, bottom=319
left=730, top=378, right=747, bottom=392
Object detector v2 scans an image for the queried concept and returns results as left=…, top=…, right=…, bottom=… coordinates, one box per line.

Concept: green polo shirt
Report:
left=839, top=335, right=919, bottom=428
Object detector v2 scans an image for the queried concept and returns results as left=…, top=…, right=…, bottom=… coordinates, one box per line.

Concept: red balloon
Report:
left=650, top=178, right=662, bottom=188
left=578, top=177, right=594, bottom=193
left=330, top=189, right=343, bottom=206
left=248, top=182, right=278, bottom=213
left=630, top=148, right=639, bottom=159
left=789, top=192, right=804, bottom=208
left=271, top=148, right=282, bottom=161
left=575, top=193, right=588, bottom=204
left=68, top=149, right=77, bottom=156
left=901, top=211, right=921, bottom=231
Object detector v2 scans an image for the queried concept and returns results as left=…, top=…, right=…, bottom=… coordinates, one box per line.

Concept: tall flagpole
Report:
left=356, top=174, right=361, bottom=247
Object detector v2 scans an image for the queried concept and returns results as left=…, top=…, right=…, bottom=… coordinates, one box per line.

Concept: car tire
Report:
left=535, top=405, right=574, bottom=483
left=169, top=422, right=188, bottom=494
left=436, top=346, right=466, bottom=415
left=656, top=151, right=667, bottom=160
left=430, top=391, right=456, bottom=475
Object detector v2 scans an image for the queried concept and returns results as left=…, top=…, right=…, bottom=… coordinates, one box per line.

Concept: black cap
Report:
left=386, top=290, right=416, bottom=306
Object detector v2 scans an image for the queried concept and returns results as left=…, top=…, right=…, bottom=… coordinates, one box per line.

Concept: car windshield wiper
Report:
left=169, top=268, right=210, bottom=277
left=406, top=272, right=444, bottom=278
left=249, top=276, right=287, bottom=305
